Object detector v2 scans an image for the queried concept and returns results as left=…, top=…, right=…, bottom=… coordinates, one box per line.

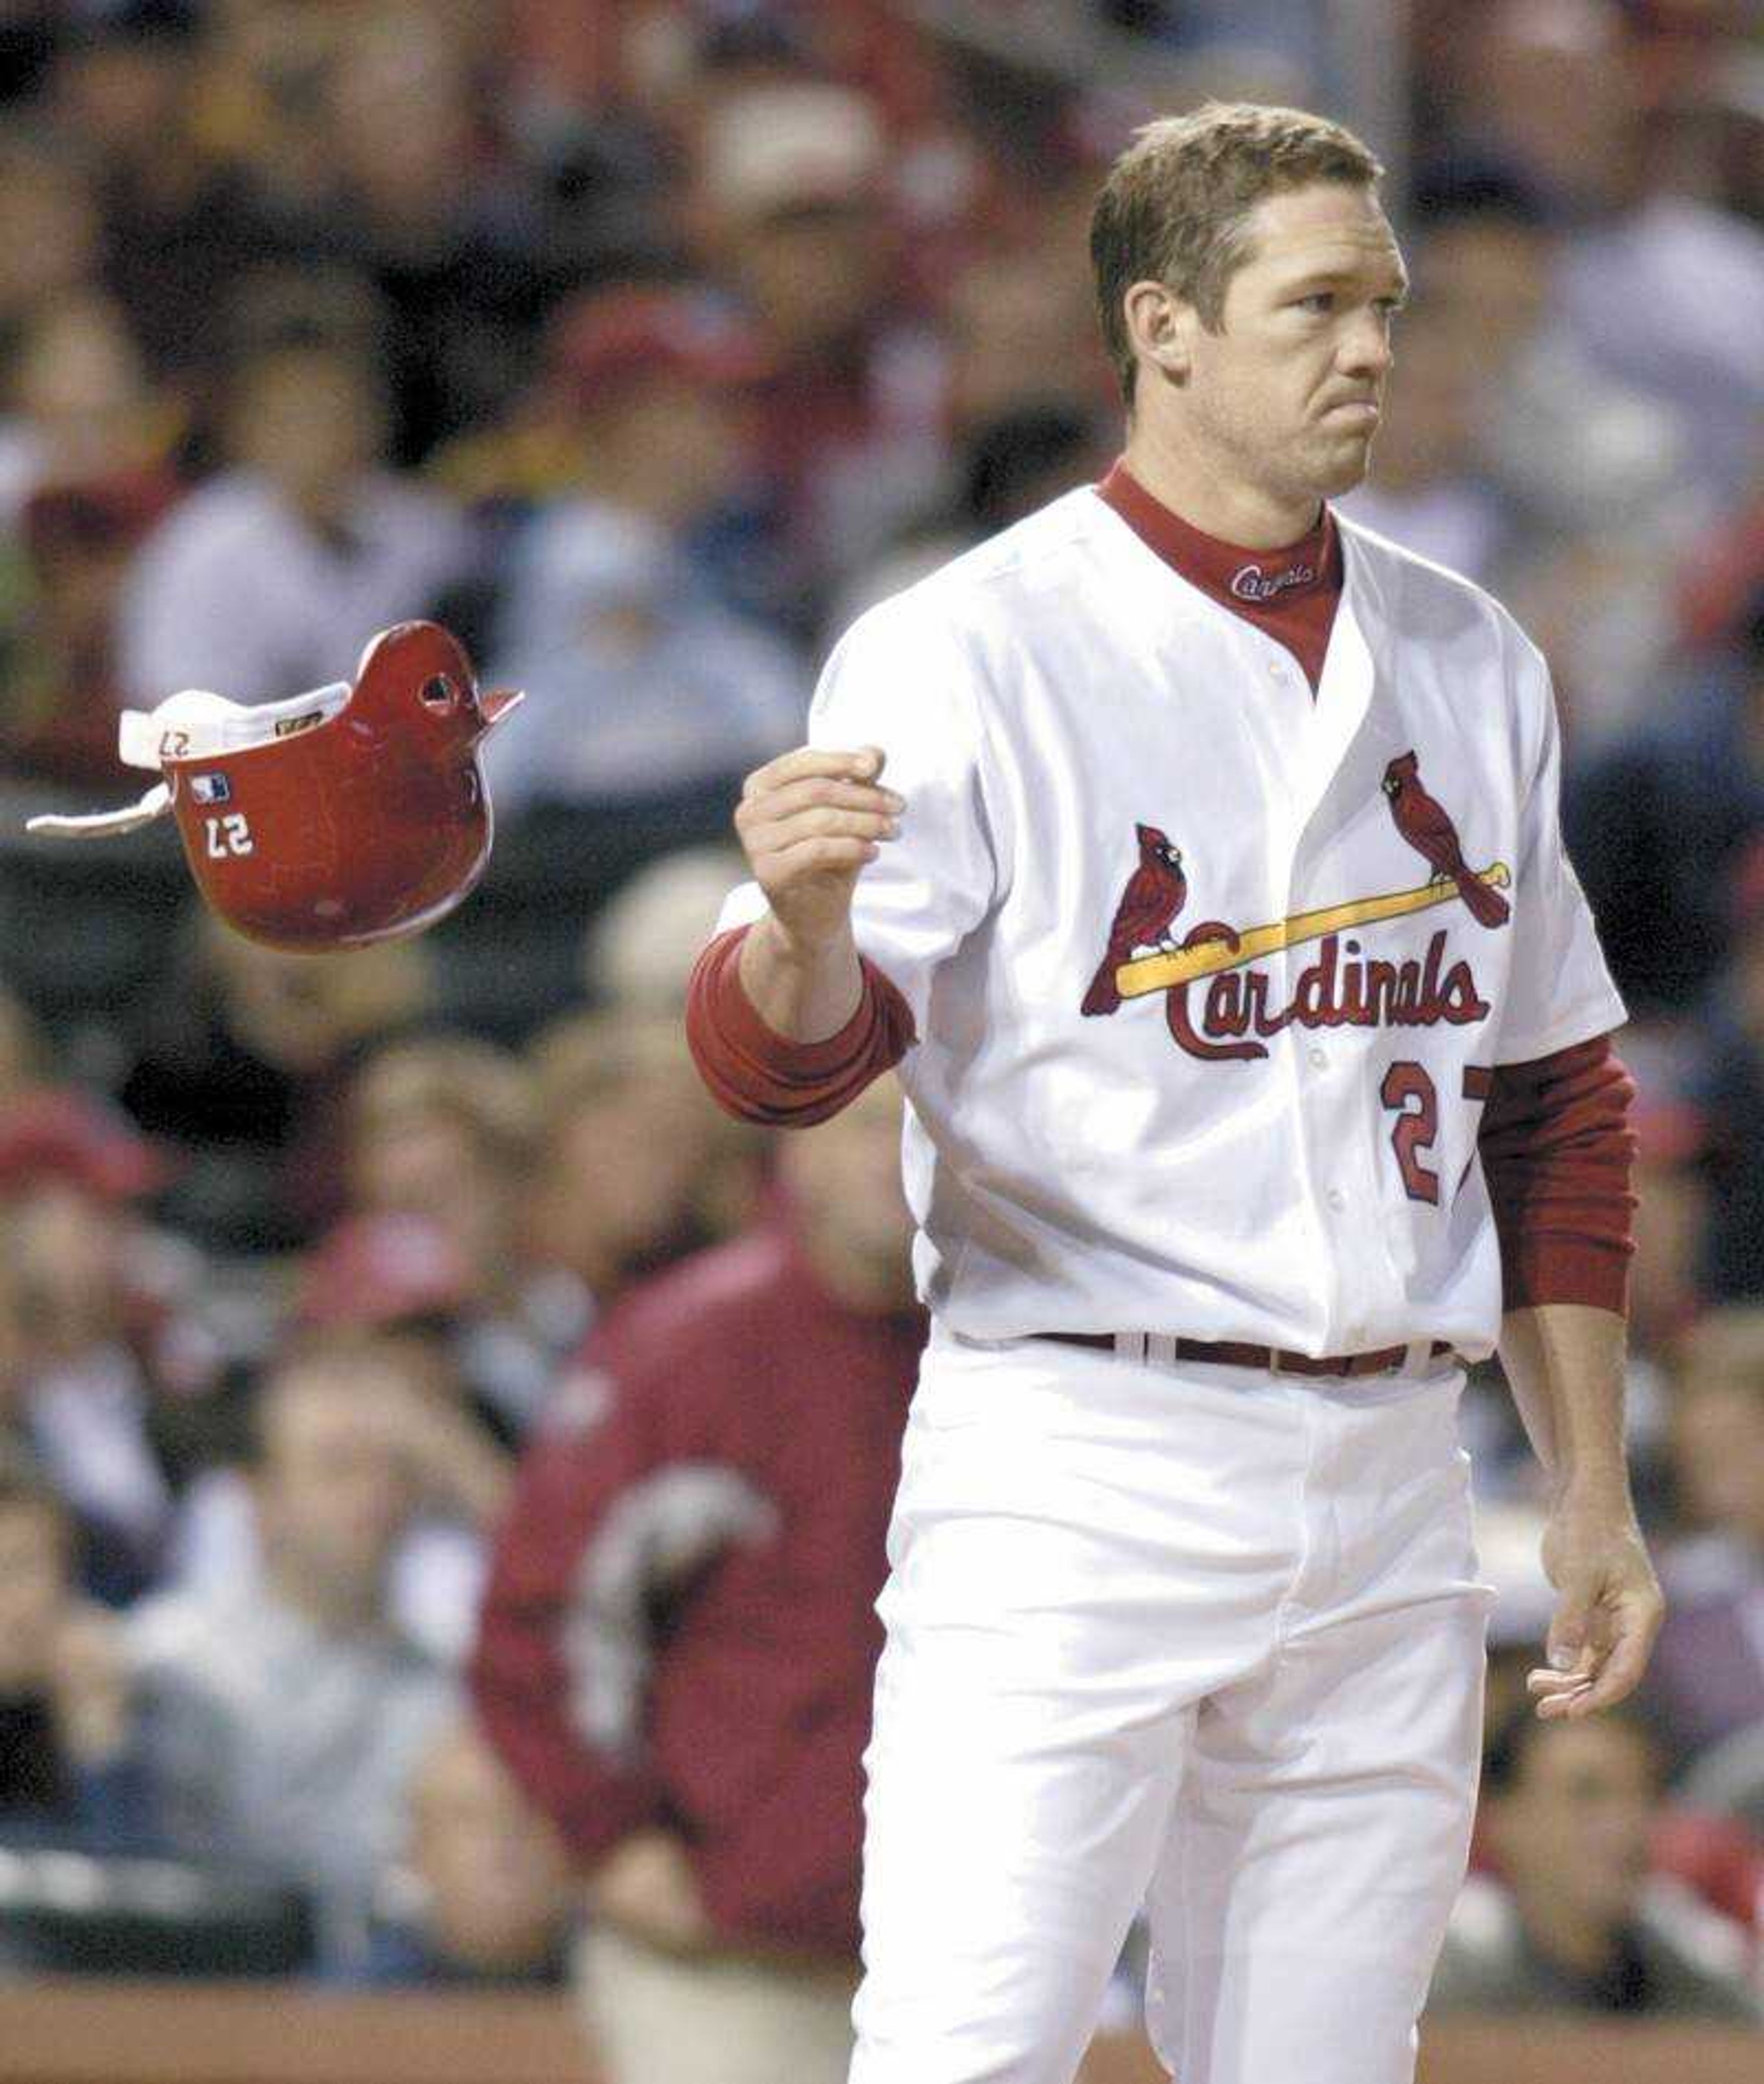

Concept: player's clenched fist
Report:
left=734, top=744, right=903, bottom=953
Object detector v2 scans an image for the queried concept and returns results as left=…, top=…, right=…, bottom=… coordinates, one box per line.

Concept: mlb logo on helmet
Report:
left=25, top=623, right=524, bottom=952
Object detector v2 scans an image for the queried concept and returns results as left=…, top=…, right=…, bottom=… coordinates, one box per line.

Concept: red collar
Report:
left=1097, top=460, right=1340, bottom=615
left=1097, top=460, right=1344, bottom=693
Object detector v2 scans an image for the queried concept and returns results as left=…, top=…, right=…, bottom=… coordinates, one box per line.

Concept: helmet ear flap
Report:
left=418, top=673, right=459, bottom=713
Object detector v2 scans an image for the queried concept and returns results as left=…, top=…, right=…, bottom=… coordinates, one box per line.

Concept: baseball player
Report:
left=685, top=102, right=1662, bottom=2084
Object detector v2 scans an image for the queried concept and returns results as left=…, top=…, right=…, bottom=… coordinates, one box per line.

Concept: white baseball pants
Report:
left=848, top=1325, right=1493, bottom=2084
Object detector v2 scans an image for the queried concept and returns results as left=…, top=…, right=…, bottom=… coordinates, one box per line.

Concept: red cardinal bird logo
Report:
left=1081, top=825, right=1241, bottom=1017
left=1082, top=824, right=1186, bottom=1016
left=1381, top=751, right=1510, bottom=929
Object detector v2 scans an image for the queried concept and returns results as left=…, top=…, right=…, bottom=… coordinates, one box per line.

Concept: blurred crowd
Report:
left=2, top=0, right=1764, bottom=2064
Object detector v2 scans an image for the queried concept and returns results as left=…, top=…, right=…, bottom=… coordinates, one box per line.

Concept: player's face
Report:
left=1184, top=182, right=1407, bottom=508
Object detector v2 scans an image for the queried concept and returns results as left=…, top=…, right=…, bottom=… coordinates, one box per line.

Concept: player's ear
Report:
left=1123, top=280, right=1193, bottom=385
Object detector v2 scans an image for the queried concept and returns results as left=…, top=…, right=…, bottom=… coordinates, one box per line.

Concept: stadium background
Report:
left=0, top=1, right=1763, bottom=2078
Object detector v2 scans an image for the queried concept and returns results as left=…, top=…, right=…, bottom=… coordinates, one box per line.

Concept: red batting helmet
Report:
left=28, top=623, right=523, bottom=951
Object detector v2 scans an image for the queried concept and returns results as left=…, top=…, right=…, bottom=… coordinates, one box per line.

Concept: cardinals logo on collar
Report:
left=28, top=622, right=523, bottom=951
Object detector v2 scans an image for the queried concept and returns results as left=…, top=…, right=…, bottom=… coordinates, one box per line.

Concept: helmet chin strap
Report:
left=28, top=782, right=172, bottom=839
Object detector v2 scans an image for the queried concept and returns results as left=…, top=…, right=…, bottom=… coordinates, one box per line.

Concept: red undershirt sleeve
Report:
left=686, top=924, right=917, bottom=1128
left=1478, top=1035, right=1638, bottom=1315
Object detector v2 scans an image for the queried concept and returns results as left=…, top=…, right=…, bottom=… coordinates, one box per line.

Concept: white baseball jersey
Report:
left=715, top=485, right=1624, bottom=1359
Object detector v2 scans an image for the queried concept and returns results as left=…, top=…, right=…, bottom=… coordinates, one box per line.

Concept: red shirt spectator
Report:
left=471, top=1101, right=923, bottom=1959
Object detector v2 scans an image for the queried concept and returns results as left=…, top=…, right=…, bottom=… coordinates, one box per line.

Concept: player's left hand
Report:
left=1527, top=1492, right=1664, bottom=1721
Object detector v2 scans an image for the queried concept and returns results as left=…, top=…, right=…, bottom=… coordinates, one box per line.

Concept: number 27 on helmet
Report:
left=27, top=622, right=524, bottom=952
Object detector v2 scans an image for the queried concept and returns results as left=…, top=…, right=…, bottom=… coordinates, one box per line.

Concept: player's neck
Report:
left=1120, top=417, right=1322, bottom=550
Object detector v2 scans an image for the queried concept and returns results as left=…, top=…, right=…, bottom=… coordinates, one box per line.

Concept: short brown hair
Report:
left=1091, top=101, right=1383, bottom=405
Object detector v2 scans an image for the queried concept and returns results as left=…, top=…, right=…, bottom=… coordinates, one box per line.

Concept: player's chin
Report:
left=1309, top=431, right=1377, bottom=497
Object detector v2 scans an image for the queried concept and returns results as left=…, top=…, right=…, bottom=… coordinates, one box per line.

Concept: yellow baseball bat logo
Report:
left=1117, top=862, right=1512, bottom=1000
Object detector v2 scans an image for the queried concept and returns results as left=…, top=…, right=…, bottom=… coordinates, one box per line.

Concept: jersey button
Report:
left=1266, top=658, right=1286, bottom=679
left=1308, top=1046, right=1327, bottom=1069
left=1326, top=1188, right=1346, bottom=1212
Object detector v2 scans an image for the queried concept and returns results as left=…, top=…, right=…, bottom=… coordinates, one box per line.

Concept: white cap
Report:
left=26, top=679, right=350, bottom=840
left=114, top=682, right=351, bottom=771
left=701, top=81, right=887, bottom=222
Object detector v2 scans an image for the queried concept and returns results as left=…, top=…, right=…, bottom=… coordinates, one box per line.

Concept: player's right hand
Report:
left=734, top=744, right=904, bottom=952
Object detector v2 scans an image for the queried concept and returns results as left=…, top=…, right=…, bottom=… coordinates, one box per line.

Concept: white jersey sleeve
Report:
left=1494, top=633, right=1628, bottom=1064
left=713, top=592, right=1008, bottom=1034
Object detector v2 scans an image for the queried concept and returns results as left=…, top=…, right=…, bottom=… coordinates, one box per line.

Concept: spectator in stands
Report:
left=0, top=1444, right=152, bottom=1853
left=48, top=0, right=281, bottom=389
left=1628, top=1092, right=1708, bottom=1366
left=1498, top=531, right=1686, bottom=764
left=1429, top=1700, right=1760, bottom=2022
left=830, top=399, right=1114, bottom=630
left=1679, top=1621, right=1764, bottom=1871
left=1440, top=0, right=1764, bottom=502
left=953, top=401, right=1117, bottom=543
left=1564, top=584, right=1764, bottom=1017
left=0, top=124, right=103, bottom=402
left=1456, top=1079, right=1698, bottom=1543
left=120, top=910, right=437, bottom=1252
left=580, top=844, right=752, bottom=1016
left=363, top=1719, right=575, bottom=1986
left=0, top=286, right=185, bottom=780
left=117, top=328, right=471, bottom=706
left=0, top=467, right=181, bottom=786
left=343, top=1036, right=577, bottom=1443
left=472, top=1075, right=923, bottom=2084
left=1683, top=1721, right=1764, bottom=1847
left=129, top=1332, right=456, bottom=1970
left=1693, top=838, right=1764, bottom=1303
left=939, top=238, right=1112, bottom=443
left=0, top=292, right=180, bottom=783
left=347, top=1036, right=537, bottom=1294
left=170, top=1288, right=508, bottom=1666
left=1646, top=1308, right=1764, bottom=1769
left=1407, top=165, right=1692, bottom=543
left=305, top=7, right=558, bottom=464
left=482, top=283, right=807, bottom=815
left=187, top=3, right=348, bottom=236
left=0, top=1087, right=211, bottom=1604
left=0, top=289, right=182, bottom=529
left=1621, top=1091, right=1710, bottom=1528
left=694, top=77, right=946, bottom=613
left=1337, top=291, right=1508, bottom=582
left=1426, top=0, right=1632, bottom=221
left=525, top=1008, right=765, bottom=1321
